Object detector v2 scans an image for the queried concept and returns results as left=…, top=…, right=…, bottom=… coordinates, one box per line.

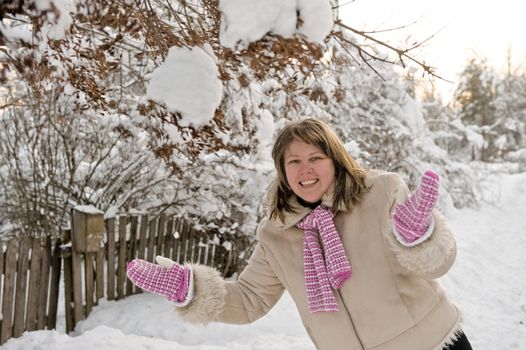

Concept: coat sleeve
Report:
left=383, top=172, right=457, bottom=279
left=174, top=239, right=285, bottom=325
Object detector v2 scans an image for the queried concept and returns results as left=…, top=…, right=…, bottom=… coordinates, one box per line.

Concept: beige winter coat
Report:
left=177, top=170, right=462, bottom=350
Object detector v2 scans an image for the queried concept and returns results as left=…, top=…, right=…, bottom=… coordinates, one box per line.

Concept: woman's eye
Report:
left=310, top=156, right=322, bottom=162
left=288, top=159, right=300, bottom=164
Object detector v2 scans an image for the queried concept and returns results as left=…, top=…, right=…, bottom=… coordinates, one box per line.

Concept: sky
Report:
left=340, top=0, right=526, bottom=100
left=3, top=163, right=526, bottom=349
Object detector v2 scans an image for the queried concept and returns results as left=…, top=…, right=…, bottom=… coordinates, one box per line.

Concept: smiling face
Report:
left=284, top=139, right=336, bottom=203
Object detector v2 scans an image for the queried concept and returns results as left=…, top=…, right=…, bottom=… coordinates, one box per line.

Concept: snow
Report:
left=73, top=205, right=104, bottom=215
left=343, top=140, right=362, bottom=158
left=104, top=206, right=119, bottom=219
left=219, top=0, right=332, bottom=51
left=0, top=23, right=33, bottom=44
left=255, top=110, right=275, bottom=155
left=399, top=93, right=426, bottom=133
left=3, top=166, right=526, bottom=349
left=219, top=0, right=296, bottom=50
left=441, top=169, right=526, bottom=348
left=34, top=0, right=73, bottom=40
left=146, top=45, right=223, bottom=129
left=295, top=0, right=334, bottom=43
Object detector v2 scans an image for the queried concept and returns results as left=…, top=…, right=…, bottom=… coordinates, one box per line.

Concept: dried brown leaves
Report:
left=1, top=0, right=336, bottom=175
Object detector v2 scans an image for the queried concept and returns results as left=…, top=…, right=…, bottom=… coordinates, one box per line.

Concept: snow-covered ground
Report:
left=4, top=166, right=526, bottom=349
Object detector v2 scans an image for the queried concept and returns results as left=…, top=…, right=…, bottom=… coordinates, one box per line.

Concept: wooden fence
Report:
left=0, top=236, right=62, bottom=344
left=61, top=209, right=254, bottom=332
left=0, top=209, right=254, bottom=344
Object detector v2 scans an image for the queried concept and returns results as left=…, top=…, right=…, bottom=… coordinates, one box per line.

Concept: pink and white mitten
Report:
left=393, top=170, right=440, bottom=246
left=127, top=256, right=193, bottom=306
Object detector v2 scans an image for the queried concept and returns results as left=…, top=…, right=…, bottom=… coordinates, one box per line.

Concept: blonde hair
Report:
left=269, top=118, right=368, bottom=222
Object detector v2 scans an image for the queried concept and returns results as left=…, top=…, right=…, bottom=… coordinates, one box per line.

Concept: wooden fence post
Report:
left=72, top=206, right=105, bottom=254
left=70, top=205, right=105, bottom=327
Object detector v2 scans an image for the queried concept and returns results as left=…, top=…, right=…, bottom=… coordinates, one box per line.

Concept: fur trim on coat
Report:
left=386, top=210, right=457, bottom=279
left=175, top=264, right=227, bottom=324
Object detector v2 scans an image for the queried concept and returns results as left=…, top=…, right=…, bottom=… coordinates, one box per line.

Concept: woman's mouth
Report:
left=300, top=179, right=318, bottom=186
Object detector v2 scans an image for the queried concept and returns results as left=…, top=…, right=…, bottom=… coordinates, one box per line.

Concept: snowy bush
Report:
left=0, top=0, right=479, bottom=240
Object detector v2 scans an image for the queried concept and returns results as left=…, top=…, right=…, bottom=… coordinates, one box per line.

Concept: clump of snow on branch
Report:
left=296, top=0, right=334, bottom=42
left=0, top=23, right=32, bottom=43
left=35, top=0, right=73, bottom=40
left=255, top=110, right=276, bottom=158
left=219, top=0, right=333, bottom=50
left=146, top=45, right=223, bottom=129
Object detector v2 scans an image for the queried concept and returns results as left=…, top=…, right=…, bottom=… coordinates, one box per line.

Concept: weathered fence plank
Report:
left=13, top=237, right=31, bottom=338
left=85, top=253, right=94, bottom=314
left=199, top=233, right=208, bottom=265
left=171, top=218, right=182, bottom=262
left=126, top=215, right=138, bottom=296
left=106, top=218, right=116, bottom=301
left=137, top=215, right=148, bottom=261
left=116, top=215, right=127, bottom=300
left=47, top=240, right=61, bottom=330
left=36, top=237, right=51, bottom=330
left=207, top=235, right=216, bottom=267
left=189, top=224, right=198, bottom=263
left=135, top=215, right=148, bottom=295
left=95, top=248, right=104, bottom=302
left=163, top=218, right=174, bottom=259
left=147, top=218, right=156, bottom=262
left=62, top=248, right=74, bottom=333
left=71, top=247, right=83, bottom=324
left=180, top=220, right=189, bottom=262
left=155, top=215, right=165, bottom=261
left=1, top=239, right=18, bottom=344
left=0, top=240, right=4, bottom=306
left=25, top=238, right=43, bottom=331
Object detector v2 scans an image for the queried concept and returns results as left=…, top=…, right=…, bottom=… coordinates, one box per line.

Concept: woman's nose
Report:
left=299, top=163, right=312, bottom=173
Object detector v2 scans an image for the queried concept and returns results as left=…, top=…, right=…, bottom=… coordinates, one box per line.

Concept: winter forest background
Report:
left=1, top=0, right=524, bottom=242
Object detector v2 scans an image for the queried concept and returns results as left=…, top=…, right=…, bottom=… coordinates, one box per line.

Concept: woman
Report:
left=127, top=118, right=472, bottom=349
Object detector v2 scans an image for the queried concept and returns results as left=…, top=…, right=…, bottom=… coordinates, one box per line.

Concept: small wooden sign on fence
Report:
left=72, top=205, right=104, bottom=253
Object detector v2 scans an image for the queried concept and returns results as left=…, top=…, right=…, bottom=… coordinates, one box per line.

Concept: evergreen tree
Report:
left=454, top=58, right=497, bottom=127
left=492, top=71, right=526, bottom=155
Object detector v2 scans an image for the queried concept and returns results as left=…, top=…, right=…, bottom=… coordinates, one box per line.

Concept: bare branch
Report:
left=334, top=20, right=453, bottom=82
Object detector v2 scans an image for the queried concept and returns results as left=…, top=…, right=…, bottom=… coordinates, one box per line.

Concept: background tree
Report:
left=452, top=55, right=526, bottom=161
left=490, top=50, right=526, bottom=158
left=454, top=57, right=497, bottom=127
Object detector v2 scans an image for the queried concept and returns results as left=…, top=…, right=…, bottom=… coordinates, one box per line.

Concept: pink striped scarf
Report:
left=297, top=205, right=351, bottom=313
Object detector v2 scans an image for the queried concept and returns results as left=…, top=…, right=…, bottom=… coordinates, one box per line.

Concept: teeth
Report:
left=301, top=180, right=317, bottom=186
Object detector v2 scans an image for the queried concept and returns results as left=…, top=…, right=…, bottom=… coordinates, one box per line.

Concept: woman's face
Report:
left=284, top=139, right=335, bottom=203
